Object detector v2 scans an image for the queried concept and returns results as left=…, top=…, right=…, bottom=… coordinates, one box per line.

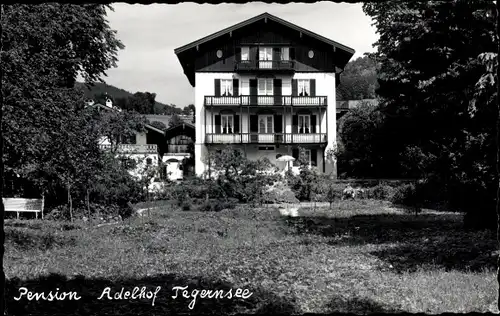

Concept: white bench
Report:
left=3, top=197, right=44, bottom=219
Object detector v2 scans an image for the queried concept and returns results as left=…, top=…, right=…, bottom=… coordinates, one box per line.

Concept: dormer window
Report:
left=298, top=79, right=310, bottom=97
left=221, top=79, right=233, bottom=96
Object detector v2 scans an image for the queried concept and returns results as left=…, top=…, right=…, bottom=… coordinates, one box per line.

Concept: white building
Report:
left=174, top=12, right=354, bottom=178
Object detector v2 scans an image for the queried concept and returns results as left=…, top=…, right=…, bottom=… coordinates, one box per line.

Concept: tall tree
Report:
left=168, top=114, right=184, bottom=128
left=2, top=4, right=125, bottom=177
left=337, top=56, right=379, bottom=100
left=363, top=1, right=497, bottom=225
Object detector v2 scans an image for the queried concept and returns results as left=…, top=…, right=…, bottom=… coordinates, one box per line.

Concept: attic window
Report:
left=308, top=50, right=314, bottom=58
left=217, top=50, right=223, bottom=58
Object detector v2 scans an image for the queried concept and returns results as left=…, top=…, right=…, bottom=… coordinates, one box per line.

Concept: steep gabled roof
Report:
left=174, top=12, right=355, bottom=87
left=174, top=12, right=354, bottom=55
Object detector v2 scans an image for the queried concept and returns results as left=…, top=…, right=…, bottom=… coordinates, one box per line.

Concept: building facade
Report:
left=175, top=13, right=354, bottom=178
left=89, top=101, right=195, bottom=183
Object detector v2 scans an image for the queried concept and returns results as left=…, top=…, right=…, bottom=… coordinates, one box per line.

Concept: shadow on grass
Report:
left=326, top=295, right=401, bottom=314
left=284, top=212, right=497, bottom=273
left=5, top=273, right=298, bottom=315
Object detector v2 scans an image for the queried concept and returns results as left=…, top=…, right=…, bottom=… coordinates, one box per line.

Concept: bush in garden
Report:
left=202, top=146, right=280, bottom=204
left=368, top=184, right=395, bottom=201
left=263, top=181, right=299, bottom=205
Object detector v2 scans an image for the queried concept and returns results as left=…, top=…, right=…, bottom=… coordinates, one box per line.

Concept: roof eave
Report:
left=173, top=12, right=355, bottom=57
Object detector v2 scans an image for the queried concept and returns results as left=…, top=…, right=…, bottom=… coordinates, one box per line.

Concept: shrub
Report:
left=391, top=183, right=417, bottom=206
left=369, top=184, right=395, bottom=201
left=263, top=181, right=299, bottom=205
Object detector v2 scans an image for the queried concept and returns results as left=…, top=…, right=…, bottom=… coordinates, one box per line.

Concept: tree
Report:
left=183, top=104, right=196, bottom=122
left=149, top=120, right=167, bottom=131
left=2, top=4, right=126, bottom=220
left=337, top=56, right=379, bottom=100
left=168, top=114, right=184, bottom=128
left=95, top=108, right=147, bottom=154
left=337, top=101, right=384, bottom=178
left=363, top=1, right=497, bottom=227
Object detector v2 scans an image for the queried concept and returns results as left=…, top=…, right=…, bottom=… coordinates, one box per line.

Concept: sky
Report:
left=102, top=2, right=379, bottom=107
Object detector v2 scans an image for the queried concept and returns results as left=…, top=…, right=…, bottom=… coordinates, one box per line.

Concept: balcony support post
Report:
left=318, top=106, right=321, bottom=143
left=240, top=104, right=243, bottom=143
left=326, top=104, right=328, bottom=144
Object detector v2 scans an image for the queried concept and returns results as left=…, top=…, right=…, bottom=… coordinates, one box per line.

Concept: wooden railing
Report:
left=99, top=144, right=158, bottom=153
left=205, top=133, right=327, bottom=144
left=204, top=95, right=328, bottom=107
left=235, top=60, right=295, bottom=71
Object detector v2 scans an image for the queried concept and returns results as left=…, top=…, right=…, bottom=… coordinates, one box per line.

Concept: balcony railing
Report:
left=204, top=95, right=327, bottom=107
left=235, top=60, right=295, bottom=71
left=99, top=144, right=158, bottom=153
left=205, top=133, right=327, bottom=144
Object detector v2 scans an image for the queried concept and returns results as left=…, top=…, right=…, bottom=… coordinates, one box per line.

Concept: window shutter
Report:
left=311, top=149, right=317, bottom=166
left=290, top=47, right=295, bottom=60
left=274, top=115, right=282, bottom=133
left=214, top=115, right=221, bottom=133
left=310, top=79, right=316, bottom=97
left=234, top=115, right=240, bottom=133
left=292, top=148, right=299, bottom=166
left=214, top=79, right=221, bottom=97
left=274, top=79, right=282, bottom=105
left=233, top=79, right=239, bottom=96
left=250, top=79, right=257, bottom=105
left=273, top=47, right=280, bottom=62
left=250, top=115, right=258, bottom=133
left=311, top=115, right=317, bottom=133
left=292, top=115, right=298, bottom=133
left=235, top=47, right=241, bottom=62
left=250, top=46, right=258, bottom=61
left=292, top=79, right=298, bottom=96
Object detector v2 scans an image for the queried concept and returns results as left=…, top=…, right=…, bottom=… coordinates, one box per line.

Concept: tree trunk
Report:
left=68, top=185, right=73, bottom=223
left=496, top=0, right=500, bottom=311
left=86, top=189, right=91, bottom=226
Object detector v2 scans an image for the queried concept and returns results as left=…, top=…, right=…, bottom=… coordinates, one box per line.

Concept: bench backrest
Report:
left=3, top=198, right=43, bottom=210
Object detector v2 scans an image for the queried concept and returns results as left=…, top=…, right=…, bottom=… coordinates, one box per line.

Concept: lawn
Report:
left=4, top=200, right=498, bottom=315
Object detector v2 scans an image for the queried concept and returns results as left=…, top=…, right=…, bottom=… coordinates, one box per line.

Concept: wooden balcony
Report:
left=99, top=144, right=158, bottom=154
left=205, top=133, right=327, bottom=144
left=204, top=95, right=327, bottom=107
left=235, top=60, right=295, bottom=72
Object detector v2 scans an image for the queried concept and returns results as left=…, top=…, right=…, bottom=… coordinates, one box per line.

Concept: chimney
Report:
left=106, top=98, right=113, bottom=108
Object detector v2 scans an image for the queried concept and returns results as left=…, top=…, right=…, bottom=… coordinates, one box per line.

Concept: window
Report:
left=281, top=47, right=290, bottom=61
left=258, top=78, right=273, bottom=95
left=259, top=47, right=272, bottom=60
left=221, top=79, right=233, bottom=96
left=221, top=114, right=233, bottom=134
left=298, top=79, right=310, bottom=96
left=241, top=47, right=249, bottom=61
left=298, top=115, right=310, bottom=134
left=146, top=158, right=152, bottom=165
left=258, top=115, right=273, bottom=133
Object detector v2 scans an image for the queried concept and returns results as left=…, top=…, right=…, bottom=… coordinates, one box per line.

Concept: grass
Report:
left=4, top=199, right=498, bottom=314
